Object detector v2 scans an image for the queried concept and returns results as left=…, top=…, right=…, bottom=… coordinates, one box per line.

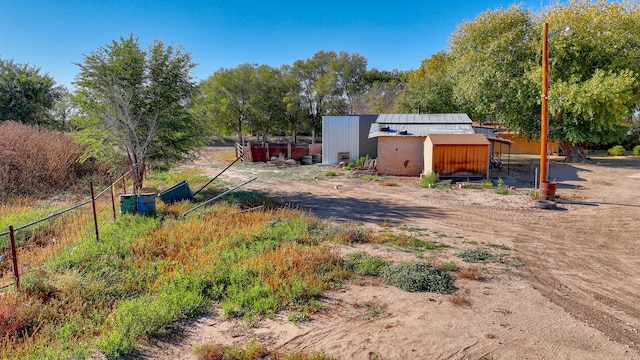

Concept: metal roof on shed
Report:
left=368, top=123, right=475, bottom=138
left=375, top=113, right=473, bottom=124
left=368, top=113, right=475, bottom=138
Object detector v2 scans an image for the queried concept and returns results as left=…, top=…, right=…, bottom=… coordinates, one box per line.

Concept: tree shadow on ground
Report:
left=255, top=190, right=448, bottom=225
left=586, top=156, right=640, bottom=169
left=548, top=162, right=591, bottom=189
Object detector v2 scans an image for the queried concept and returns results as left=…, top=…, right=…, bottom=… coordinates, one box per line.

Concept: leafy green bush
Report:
left=607, top=145, right=626, bottom=156
left=633, top=145, right=640, bottom=156
left=380, top=262, right=454, bottom=293
left=324, top=170, right=337, bottom=177
left=344, top=251, right=389, bottom=276
left=421, top=172, right=439, bottom=188
left=495, top=178, right=509, bottom=195
left=457, top=248, right=493, bottom=263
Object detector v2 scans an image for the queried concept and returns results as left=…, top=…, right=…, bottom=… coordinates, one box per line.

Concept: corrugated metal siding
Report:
left=358, top=115, right=378, bottom=159
left=322, top=116, right=360, bottom=163
left=431, top=144, right=489, bottom=177
left=369, top=123, right=475, bottom=138
left=376, top=113, right=473, bottom=124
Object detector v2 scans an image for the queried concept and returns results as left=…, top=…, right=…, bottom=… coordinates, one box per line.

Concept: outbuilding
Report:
left=423, top=134, right=490, bottom=180
left=368, top=113, right=476, bottom=176
left=322, top=115, right=378, bottom=164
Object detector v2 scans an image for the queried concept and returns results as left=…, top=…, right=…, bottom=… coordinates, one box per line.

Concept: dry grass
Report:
left=450, top=293, right=472, bottom=307
left=379, top=180, right=398, bottom=187
left=195, top=340, right=334, bottom=360
left=456, top=267, right=485, bottom=281
left=206, top=149, right=239, bottom=163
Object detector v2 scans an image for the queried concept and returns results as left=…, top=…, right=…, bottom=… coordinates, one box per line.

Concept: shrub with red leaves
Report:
left=0, top=121, right=104, bottom=196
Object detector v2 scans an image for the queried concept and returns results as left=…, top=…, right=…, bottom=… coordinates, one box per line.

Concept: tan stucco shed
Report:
left=424, top=134, right=490, bottom=179
left=368, top=113, right=477, bottom=176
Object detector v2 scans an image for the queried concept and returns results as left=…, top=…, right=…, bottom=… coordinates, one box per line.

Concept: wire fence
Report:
left=0, top=170, right=135, bottom=290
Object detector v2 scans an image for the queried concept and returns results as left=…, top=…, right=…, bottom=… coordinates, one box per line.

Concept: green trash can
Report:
left=137, top=193, right=156, bottom=215
left=120, top=194, right=137, bottom=214
left=159, top=180, right=193, bottom=203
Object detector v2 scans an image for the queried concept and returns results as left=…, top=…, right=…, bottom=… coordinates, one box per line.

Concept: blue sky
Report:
left=1, top=1, right=556, bottom=88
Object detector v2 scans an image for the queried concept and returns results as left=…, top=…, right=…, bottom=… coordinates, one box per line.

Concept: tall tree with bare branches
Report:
left=73, top=35, right=210, bottom=189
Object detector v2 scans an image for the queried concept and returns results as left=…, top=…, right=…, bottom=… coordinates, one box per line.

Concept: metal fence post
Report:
left=90, top=182, right=99, bottom=242
left=9, top=226, right=19, bottom=290
left=109, top=177, right=117, bottom=220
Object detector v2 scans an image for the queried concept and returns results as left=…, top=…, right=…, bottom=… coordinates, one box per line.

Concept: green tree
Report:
left=543, top=0, right=640, bottom=160
left=50, top=86, right=76, bottom=131
left=445, top=1, right=640, bottom=161
left=73, top=35, right=209, bottom=189
left=250, top=64, right=289, bottom=142
left=288, top=50, right=367, bottom=142
left=447, top=5, right=538, bottom=133
left=195, top=63, right=256, bottom=145
left=395, top=52, right=456, bottom=114
left=0, top=59, right=63, bottom=127
left=352, top=68, right=407, bottom=114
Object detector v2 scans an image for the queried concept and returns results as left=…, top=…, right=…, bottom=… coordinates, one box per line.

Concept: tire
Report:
left=535, top=200, right=557, bottom=210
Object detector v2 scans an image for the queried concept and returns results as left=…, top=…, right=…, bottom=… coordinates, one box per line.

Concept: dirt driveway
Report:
left=137, top=148, right=640, bottom=359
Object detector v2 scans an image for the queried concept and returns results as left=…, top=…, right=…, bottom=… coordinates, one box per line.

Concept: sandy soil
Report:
left=130, top=148, right=640, bottom=359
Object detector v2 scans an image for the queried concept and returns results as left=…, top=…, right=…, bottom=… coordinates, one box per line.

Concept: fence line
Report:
left=0, top=169, right=135, bottom=290
left=181, top=177, right=257, bottom=218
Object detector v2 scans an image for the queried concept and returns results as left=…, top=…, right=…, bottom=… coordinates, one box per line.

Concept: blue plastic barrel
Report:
left=137, top=193, right=157, bottom=214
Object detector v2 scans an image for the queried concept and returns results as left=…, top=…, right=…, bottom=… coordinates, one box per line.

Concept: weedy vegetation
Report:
left=473, top=181, right=494, bottom=189
left=383, top=233, right=450, bottom=252
left=379, top=180, right=398, bottom=186
left=494, top=178, right=509, bottom=195
left=421, top=172, right=439, bottom=188
left=380, top=262, right=454, bottom=293
left=1, top=166, right=380, bottom=358
left=457, top=248, right=493, bottom=263
left=344, top=251, right=389, bottom=276
left=437, top=261, right=459, bottom=272
left=195, top=339, right=334, bottom=360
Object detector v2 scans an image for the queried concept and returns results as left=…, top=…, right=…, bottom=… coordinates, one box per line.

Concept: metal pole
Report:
left=193, top=155, right=243, bottom=196
left=109, top=177, right=117, bottom=220
left=9, top=226, right=20, bottom=289
left=90, top=182, right=99, bottom=242
left=540, top=22, right=549, bottom=187
left=181, top=177, right=257, bottom=218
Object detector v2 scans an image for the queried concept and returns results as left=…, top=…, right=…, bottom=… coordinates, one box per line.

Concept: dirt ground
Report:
left=131, top=147, right=640, bottom=359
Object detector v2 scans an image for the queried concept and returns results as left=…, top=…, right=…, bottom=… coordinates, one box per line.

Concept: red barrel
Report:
left=539, top=181, right=556, bottom=200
